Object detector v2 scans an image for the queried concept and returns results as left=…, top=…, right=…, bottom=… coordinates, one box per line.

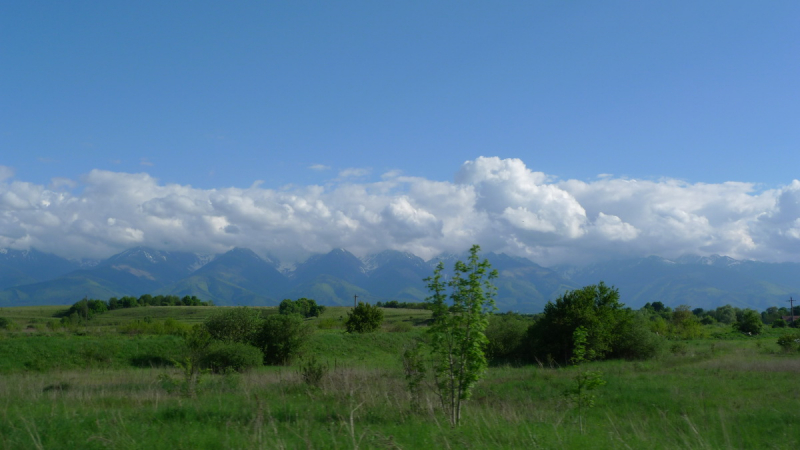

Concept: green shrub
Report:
left=204, top=307, right=264, bottom=344
left=118, top=318, right=192, bottom=336
left=772, top=318, right=787, bottom=328
left=612, top=316, right=665, bottom=360
left=345, top=302, right=384, bottom=333
left=777, top=333, right=800, bottom=352
left=734, top=309, right=763, bottom=335
left=279, top=298, right=326, bottom=318
left=669, top=305, right=705, bottom=339
left=297, top=356, right=328, bottom=388
left=700, top=316, right=716, bottom=325
left=254, top=314, right=311, bottom=365
left=0, top=317, right=11, bottom=330
left=485, top=314, right=530, bottom=362
left=526, top=282, right=632, bottom=363
left=203, top=342, right=263, bottom=373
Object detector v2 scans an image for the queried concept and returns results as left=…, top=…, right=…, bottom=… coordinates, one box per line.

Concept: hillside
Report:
left=2, top=246, right=800, bottom=311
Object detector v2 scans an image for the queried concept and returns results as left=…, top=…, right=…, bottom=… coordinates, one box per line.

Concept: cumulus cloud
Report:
left=0, top=157, right=798, bottom=265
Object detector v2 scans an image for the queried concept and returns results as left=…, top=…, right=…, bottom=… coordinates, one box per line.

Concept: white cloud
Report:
left=0, top=157, right=799, bottom=265
left=309, top=164, right=331, bottom=171
left=338, top=167, right=371, bottom=179
left=0, top=166, right=14, bottom=182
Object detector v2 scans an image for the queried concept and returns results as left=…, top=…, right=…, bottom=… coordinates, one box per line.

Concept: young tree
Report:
left=425, top=244, right=498, bottom=426
left=563, top=326, right=606, bottom=434
left=254, top=314, right=311, bottom=365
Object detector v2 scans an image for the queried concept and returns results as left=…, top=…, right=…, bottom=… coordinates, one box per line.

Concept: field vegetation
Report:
left=0, top=290, right=799, bottom=448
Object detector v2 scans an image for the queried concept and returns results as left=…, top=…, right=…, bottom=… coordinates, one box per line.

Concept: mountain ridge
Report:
left=1, top=247, right=799, bottom=312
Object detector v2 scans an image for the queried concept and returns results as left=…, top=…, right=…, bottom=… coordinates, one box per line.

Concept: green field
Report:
left=0, top=305, right=798, bottom=449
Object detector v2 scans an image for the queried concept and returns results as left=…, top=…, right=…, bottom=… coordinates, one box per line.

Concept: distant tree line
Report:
left=375, top=300, right=428, bottom=310
left=61, top=294, right=212, bottom=321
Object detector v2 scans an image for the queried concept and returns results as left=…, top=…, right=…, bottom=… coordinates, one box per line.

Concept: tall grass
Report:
left=0, top=305, right=798, bottom=448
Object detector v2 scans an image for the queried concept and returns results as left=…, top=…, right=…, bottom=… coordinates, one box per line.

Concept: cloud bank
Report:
left=0, top=158, right=798, bottom=265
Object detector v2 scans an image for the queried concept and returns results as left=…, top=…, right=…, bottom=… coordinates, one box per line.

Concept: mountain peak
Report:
left=675, top=254, right=742, bottom=267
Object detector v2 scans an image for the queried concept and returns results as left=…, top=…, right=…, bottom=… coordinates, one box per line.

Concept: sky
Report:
left=1, top=2, right=799, bottom=265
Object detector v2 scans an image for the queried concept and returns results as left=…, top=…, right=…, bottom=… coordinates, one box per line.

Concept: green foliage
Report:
left=316, top=317, right=343, bottom=329
left=776, top=333, right=800, bottom=352
left=386, top=320, right=413, bottom=332
left=204, top=307, right=264, bottom=344
left=344, top=302, right=384, bottom=333
left=63, top=298, right=108, bottom=320
left=203, top=342, right=263, bottom=373
left=279, top=298, right=326, bottom=318
left=254, top=313, right=311, bottom=365
left=118, top=317, right=192, bottom=336
left=700, top=315, right=717, bottom=325
left=670, top=342, right=689, bottom=355
left=402, top=340, right=427, bottom=411
left=612, top=314, right=665, bottom=360
left=772, top=318, right=787, bottom=328
left=485, top=313, right=531, bottom=363
left=65, top=295, right=212, bottom=321
left=734, top=309, right=764, bottom=335
left=376, top=300, right=428, bottom=310
left=527, top=282, right=636, bottom=363
left=297, top=355, right=328, bottom=387
left=563, top=327, right=606, bottom=433
left=170, top=324, right=214, bottom=397
left=712, top=305, right=738, bottom=324
left=669, top=305, right=705, bottom=339
left=425, top=244, right=497, bottom=426
left=0, top=317, right=11, bottom=329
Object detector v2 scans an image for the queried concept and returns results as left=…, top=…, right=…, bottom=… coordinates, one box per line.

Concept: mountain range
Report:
left=1, top=246, right=798, bottom=313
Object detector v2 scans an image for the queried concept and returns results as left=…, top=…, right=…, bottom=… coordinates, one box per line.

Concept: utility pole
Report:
left=354, top=294, right=358, bottom=308
left=789, top=297, right=796, bottom=326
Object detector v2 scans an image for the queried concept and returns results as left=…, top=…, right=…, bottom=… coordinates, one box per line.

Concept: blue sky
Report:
left=1, top=2, right=799, bottom=263
left=3, top=1, right=798, bottom=188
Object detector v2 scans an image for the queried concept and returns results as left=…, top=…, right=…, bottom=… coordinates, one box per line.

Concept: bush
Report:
left=118, top=318, right=192, bottom=336
left=526, top=282, right=633, bottom=363
left=279, top=298, right=326, bottom=318
left=0, top=317, right=11, bottom=330
left=670, top=305, right=705, bottom=340
left=203, top=342, right=263, bottom=373
left=254, top=314, right=311, bottom=365
left=700, top=316, right=716, bottom=325
left=612, top=316, right=665, bottom=360
left=297, top=356, right=328, bottom=388
left=345, top=302, right=384, bottom=333
left=777, top=333, right=800, bottom=352
left=772, top=318, right=788, bottom=328
left=485, top=314, right=531, bottom=363
left=204, top=307, right=264, bottom=344
left=734, top=309, right=763, bottom=335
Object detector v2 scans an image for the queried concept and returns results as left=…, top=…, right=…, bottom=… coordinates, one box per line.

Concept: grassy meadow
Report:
left=0, top=305, right=798, bottom=449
